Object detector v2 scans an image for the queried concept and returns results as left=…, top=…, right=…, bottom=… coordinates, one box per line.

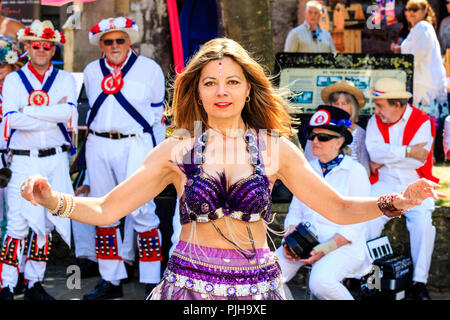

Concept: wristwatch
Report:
left=406, top=146, right=412, bottom=157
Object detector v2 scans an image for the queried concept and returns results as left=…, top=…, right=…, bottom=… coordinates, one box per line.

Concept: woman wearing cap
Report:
left=392, top=0, right=447, bottom=126
left=276, top=105, right=373, bottom=300
left=304, top=80, right=370, bottom=175
left=19, top=38, right=443, bottom=300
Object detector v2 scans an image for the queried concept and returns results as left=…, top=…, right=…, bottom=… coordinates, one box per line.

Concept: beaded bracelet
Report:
left=60, top=193, right=75, bottom=218
left=49, top=192, right=75, bottom=218
left=49, top=192, right=64, bottom=216
left=377, top=193, right=406, bottom=218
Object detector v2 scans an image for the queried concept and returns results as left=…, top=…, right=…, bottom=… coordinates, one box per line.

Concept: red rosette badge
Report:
left=309, top=109, right=331, bottom=126
left=28, top=90, right=49, bottom=106
left=101, top=74, right=124, bottom=94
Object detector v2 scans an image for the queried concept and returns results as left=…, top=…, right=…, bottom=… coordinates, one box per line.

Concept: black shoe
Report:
left=411, top=282, right=431, bottom=300
left=79, top=259, right=100, bottom=279
left=0, top=287, right=14, bottom=300
left=145, top=283, right=156, bottom=299
left=83, top=279, right=123, bottom=300
left=14, top=273, right=26, bottom=295
left=24, top=282, right=55, bottom=300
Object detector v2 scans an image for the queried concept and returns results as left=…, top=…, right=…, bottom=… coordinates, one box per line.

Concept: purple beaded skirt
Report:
left=149, top=241, right=284, bottom=300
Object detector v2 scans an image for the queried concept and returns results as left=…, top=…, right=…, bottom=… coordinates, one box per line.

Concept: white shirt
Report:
left=83, top=50, right=165, bottom=135
left=401, top=21, right=446, bottom=95
left=2, top=63, right=77, bottom=150
left=0, top=93, right=6, bottom=150
left=284, top=22, right=336, bottom=53
left=365, top=104, right=433, bottom=190
left=284, top=155, right=371, bottom=262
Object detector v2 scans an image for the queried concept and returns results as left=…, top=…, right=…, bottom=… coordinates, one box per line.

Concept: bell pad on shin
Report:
left=96, top=227, right=121, bottom=260
left=138, top=228, right=163, bottom=262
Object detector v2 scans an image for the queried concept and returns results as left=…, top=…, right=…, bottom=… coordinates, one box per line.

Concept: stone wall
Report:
left=62, top=0, right=173, bottom=78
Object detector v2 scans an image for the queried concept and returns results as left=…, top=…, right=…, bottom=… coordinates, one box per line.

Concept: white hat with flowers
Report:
left=17, top=20, right=66, bottom=44
left=89, top=17, right=139, bottom=46
left=0, top=36, right=25, bottom=67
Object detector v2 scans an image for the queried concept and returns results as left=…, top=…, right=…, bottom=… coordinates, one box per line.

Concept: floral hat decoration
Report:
left=0, top=36, right=25, bottom=67
left=17, top=20, right=66, bottom=44
left=308, top=105, right=353, bottom=146
left=89, top=17, right=139, bottom=46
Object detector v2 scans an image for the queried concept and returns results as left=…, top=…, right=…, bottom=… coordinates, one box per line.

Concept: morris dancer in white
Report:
left=73, top=17, right=166, bottom=300
left=366, top=78, right=437, bottom=300
left=0, top=36, right=26, bottom=296
left=0, top=20, right=77, bottom=300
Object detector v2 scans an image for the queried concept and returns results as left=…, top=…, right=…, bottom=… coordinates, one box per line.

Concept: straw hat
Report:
left=321, top=80, right=366, bottom=109
left=370, top=78, right=412, bottom=100
left=308, top=105, right=353, bottom=146
left=17, top=20, right=66, bottom=44
left=89, top=17, right=139, bottom=46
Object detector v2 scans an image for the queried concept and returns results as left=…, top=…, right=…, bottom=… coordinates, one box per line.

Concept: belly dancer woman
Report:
left=19, top=38, right=444, bottom=300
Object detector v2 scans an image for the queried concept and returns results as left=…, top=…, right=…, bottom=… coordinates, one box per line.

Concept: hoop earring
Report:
left=245, top=96, right=250, bottom=103
left=198, top=99, right=203, bottom=106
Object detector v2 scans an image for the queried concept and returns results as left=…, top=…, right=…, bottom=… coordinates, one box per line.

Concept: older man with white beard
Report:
left=72, top=17, right=166, bottom=300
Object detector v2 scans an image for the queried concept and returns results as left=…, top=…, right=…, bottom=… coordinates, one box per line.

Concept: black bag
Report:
left=284, top=223, right=319, bottom=259
left=0, top=152, right=12, bottom=188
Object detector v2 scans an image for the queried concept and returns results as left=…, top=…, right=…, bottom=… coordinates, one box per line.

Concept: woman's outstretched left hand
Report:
left=395, top=178, right=446, bottom=211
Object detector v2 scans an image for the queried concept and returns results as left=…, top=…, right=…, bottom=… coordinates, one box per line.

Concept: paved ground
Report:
left=8, top=264, right=450, bottom=300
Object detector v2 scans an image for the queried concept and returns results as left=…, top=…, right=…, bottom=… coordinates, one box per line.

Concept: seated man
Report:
left=275, top=105, right=372, bottom=300
left=365, top=78, right=438, bottom=300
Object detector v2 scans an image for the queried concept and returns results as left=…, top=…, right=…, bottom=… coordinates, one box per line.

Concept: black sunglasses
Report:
left=102, top=38, right=127, bottom=46
left=307, top=132, right=341, bottom=142
left=404, top=7, right=421, bottom=12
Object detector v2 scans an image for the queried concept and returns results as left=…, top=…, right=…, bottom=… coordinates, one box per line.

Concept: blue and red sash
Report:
left=76, top=52, right=159, bottom=170
left=7, top=67, right=76, bottom=155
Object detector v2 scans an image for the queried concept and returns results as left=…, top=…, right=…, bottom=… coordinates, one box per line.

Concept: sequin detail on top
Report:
left=178, top=130, right=273, bottom=225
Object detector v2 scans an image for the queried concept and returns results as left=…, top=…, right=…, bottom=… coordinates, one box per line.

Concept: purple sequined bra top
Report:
left=178, top=129, right=273, bottom=225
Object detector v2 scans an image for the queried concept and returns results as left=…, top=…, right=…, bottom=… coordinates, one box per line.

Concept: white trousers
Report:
left=72, top=126, right=165, bottom=284
left=368, top=181, right=436, bottom=284
left=1, top=151, right=72, bottom=288
left=275, top=246, right=368, bottom=300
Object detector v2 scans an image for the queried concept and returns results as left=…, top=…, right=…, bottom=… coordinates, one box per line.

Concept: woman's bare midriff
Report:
left=179, top=217, right=269, bottom=250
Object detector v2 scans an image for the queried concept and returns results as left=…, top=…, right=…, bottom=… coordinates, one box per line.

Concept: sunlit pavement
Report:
left=13, top=264, right=449, bottom=301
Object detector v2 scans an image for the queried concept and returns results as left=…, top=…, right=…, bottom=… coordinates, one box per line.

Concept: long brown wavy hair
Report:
left=405, top=0, right=437, bottom=30
left=165, top=38, right=295, bottom=138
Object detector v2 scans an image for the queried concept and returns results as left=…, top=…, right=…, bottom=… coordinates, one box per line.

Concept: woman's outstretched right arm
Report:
left=21, top=137, right=183, bottom=226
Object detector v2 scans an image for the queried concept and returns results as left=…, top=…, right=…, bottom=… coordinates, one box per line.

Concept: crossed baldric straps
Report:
left=10, top=67, right=77, bottom=155
left=75, top=51, right=157, bottom=171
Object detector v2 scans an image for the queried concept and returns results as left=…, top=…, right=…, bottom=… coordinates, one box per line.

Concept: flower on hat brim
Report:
left=17, top=20, right=65, bottom=44
left=89, top=17, right=139, bottom=46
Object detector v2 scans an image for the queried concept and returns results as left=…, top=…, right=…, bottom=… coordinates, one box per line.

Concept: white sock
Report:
left=110, top=280, right=120, bottom=286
